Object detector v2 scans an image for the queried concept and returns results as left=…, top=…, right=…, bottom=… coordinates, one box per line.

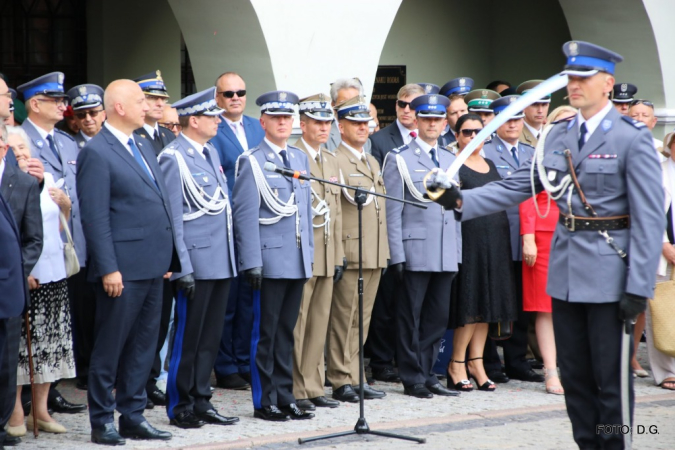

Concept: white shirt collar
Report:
left=181, top=133, right=207, bottom=159
left=143, top=122, right=159, bottom=138
left=104, top=122, right=134, bottom=152
left=497, top=135, right=519, bottom=152
left=577, top=100, right=613, bottom=142
left=342, top=141, right=365, bottom=160
left=301, top=137, right=320, bottom=162
left=396, top=119, right=417, bottom=144
left=79, top=131, right=92, bottom=142
left=264, top=137, right=287, bottom=155
left=414, top=137, right=434, bottom=156
left=25, top=117, right=54, bottom=141
left=524, top=121, right=542, bottom=138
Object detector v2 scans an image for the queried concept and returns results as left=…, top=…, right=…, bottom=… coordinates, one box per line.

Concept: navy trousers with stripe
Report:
left=167, top=279, right=231, bottom=418
left=251, top=278, right=306, bottom=409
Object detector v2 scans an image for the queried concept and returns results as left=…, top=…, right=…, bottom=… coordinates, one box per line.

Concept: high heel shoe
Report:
left=26, top=414, right=67, bottom=433
left=466, top=357, right=496, bottom=392
left=544, top=368, right=564, bottom=395
left=446, top=359, right=473, bottom=391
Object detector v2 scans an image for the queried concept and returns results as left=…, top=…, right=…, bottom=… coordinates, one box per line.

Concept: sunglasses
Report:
left=396, top=100, right=412, bottom=109
left=218, top=90, right=246, bottom=98
left=159, top=122, right=182, bottom=131
left=629, top=99, right=654, bottom=109
left=459, top=128, right=483, bottom=137
left=74, top=109, right=103, bottom=120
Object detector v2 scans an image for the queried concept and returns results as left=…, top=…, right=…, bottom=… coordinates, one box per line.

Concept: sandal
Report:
left=446, top=359, right=474, bottom=391
left=660, top=379, right=675, bottom=391
left=544, top=368, right=564, bottom=395
left=466, top=357, right=496, bottom=392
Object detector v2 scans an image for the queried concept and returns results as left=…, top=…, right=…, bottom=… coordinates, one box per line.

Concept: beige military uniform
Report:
left=292, top=138, right=345, bottom=399
left=519, top=124, right=538, bottom=148
left=326, top=143, right=389, bottom=388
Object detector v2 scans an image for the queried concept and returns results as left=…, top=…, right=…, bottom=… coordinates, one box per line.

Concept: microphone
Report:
left=263, top=161, right=312, bottom=181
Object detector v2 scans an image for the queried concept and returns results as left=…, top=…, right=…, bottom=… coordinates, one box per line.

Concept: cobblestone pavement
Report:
left=11, top=345, right=675, bottom=449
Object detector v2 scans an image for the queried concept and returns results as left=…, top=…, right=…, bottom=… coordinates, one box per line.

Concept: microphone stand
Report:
left=266, top=165, right=427, bottom=445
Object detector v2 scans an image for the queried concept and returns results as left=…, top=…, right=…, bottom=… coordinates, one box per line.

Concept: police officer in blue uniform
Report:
left=133, top=71, right=176, bottom=155
left=383, top=93, right=461, bottom=399
left=612, top=82, right=637, bottom=116
left=439, top=77, right=473, bottom=147
left=428, top=41, right=664, bottom=450
left=232, top=91, right=314, bottom=421
left=481, top=95, right=543, bottom=385
left=159, top=87, right=239, bottom=429
left=68, top=84, right=105, bottom=150
left=417, top=83, right=440, bottom=95
left=18, top=72, right=88, bottom=413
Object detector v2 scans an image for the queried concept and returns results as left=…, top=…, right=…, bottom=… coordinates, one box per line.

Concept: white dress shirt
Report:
left=577, top=100, right=614, bottom=145
left=396, top=119, right=418, bottom=145
left=31, top=173, right=67, bottom=283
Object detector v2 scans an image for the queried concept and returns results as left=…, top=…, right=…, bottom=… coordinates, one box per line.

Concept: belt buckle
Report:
left=564, top=214, right=576, bottom=232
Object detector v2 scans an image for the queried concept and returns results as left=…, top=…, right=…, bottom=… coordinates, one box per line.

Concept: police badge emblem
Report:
left=58, top=73, right=64, bottom=85
left=79, top=86, right=87, bottom=95
left=621, top=83, right=627, bottom=92
left=509, top=96, right=517, bottom=103
left=279, top=92, right=288, bottom=101
left=425, top=84, right=432, bottom=93
left=429, top=95, right=438, bottom=105
left=156, top=70, right=162, bottom=78
left=482, top=90, right=488, bottom=97
left=36, top=140, right=44, bottom=148
left=569, top=41, right=578, bottom=56
left=459, top=78, right=466, bottom=87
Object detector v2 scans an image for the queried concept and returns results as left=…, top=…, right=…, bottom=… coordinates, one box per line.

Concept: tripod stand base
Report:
left=298, top=417, right=426, bottom=444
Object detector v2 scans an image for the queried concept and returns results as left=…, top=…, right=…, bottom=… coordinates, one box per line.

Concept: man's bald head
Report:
left=104, top=80, right=149, bottom=134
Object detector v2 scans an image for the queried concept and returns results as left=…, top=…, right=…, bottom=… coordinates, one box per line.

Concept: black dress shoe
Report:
left=91, top=423, right=126, bottom=446
left=309, top=396, right=339, bottom=408
left=279, top=403, right=314, bottom=420
left=487, top=370, right=510, bottom=384
left=239, top=372, right=252, bottom=384
left=147, top=387, right=167, bottom=406
left=119, top=420, right=172, bottom=440
left=3, top=435, right=22, bottom=446
left=253, top=405, right=290, bottom=421
left=196, top=409, right=239, bottom=425
left=403, top=384, right=433, bottom=399
left=527, top=358, right=544, bottom=370
left=49, top=395, right=87, bottom=414
left=76, top=378, right=88, bottom=391
left=145, top=397, right=154, bottom=410
left=371, top=367, right=401, bottom=383
left=427, top=383, right=460, bottom=397
left=352, top=384, right=386, bottom=399
left=295, top=398, right=316, bottom=411
left=507, top=368, right=545, bottom=382
left=332, top=385, right=359, bottom=403
left=216, top=373, right=250, bottom=390
left=169, top=411, right=205, bottom=429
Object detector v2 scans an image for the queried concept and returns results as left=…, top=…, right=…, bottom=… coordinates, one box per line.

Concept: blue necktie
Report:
left=46, top=135, right=60, bottom=162
left=510, top=147, right=520, bottom=167
left=578, top=122, right=587, bottom=150
left=127, top=138, right=158, bottom=189
left=279, top=149, right=289, bottom=168
left=430, top=148, right=439, bottom=168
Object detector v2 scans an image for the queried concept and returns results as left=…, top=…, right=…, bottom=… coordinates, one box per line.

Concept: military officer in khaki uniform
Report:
left=327, top=95, right=389, bottom=403
left=292, top=94, right=345, bottom=411
left=517, top=80, right=551, bottom=148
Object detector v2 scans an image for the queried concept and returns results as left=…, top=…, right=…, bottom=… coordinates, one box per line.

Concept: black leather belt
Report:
left=559, top=213, right=630, bottom=232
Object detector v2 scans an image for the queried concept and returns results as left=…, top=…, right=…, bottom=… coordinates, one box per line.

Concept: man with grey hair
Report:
left=326, top=77, right=371, bottom=154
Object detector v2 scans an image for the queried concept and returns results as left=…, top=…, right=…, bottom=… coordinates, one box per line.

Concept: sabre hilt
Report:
left=423, top=169, right=461, bottom=208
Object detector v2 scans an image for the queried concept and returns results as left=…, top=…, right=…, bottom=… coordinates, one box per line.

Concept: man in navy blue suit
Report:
left=77, top=80, right=181, bottom=446
left=209, top=72, right=265, bottom=390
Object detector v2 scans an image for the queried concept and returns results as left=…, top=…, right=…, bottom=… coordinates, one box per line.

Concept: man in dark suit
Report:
left=131, top=71, right=177, bottom=409
left=77, top=79, right=180, bottom=446
left=0, top=188, right=28, bottom=450
left=365, top=83, right=423, bottom=383
left=209, top=71, right=264, bottom=390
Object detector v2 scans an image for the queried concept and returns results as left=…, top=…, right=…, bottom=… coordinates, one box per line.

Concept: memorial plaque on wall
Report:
left=371, top=65, right=406, bottom=129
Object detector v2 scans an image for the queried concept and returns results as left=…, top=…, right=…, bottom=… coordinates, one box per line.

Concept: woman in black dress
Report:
left=446, top=114, right=517, bottom=392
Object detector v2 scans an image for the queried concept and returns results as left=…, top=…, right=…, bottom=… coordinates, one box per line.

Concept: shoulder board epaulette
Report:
left=520, top=142, right=535, bottom=150
left=323, top=150, right=336, bottom=158
left=158, top=148, right=176, bottom=158
left=391, top=144, right=408, bottom=154
left=552, top=116, right=575, bottom=126
left=621, top=115, right=647, bottom=129
left=439, top=145, right=453, bottom=153
left=54, top=129, right=75, bottom=142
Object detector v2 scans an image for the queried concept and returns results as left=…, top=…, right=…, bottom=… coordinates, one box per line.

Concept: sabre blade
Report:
left=445, top=73, right=569, bottom=179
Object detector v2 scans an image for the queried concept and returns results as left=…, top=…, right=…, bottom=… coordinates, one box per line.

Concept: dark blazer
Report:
left=209, top=115, right=264, bottom=193
left=0, top=192, right=28, bottom=319
left=76, top=125, right=180, bottom=282
left=0, top=161, right=43, bottom=276
left=134, top=125, right=176, bottom=156
left=369, top=122, right=405, bottom=167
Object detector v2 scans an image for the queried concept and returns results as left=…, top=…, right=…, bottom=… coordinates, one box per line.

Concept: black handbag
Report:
left=489, top=320, right=513, bottom=340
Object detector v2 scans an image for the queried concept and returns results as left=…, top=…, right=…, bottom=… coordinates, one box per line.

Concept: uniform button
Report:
left=347, top=234, right=351, bottom=238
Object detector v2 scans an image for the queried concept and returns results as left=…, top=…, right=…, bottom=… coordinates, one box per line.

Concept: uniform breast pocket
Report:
left=542, top=154, right=568, bottom=185
left=67, top=163, right=77, bottom=175
left=347, top=175, right=367, bottom=187
left=402, top=228, right=426, bottom=268
left=187, top=236, right=211, bottom=251
left=265, top=177, right=288, bottom=195
left=584, top=159, right=619, bottom=194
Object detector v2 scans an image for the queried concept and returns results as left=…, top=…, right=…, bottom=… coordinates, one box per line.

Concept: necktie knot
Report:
left=510, top=147, right=520, bottom=167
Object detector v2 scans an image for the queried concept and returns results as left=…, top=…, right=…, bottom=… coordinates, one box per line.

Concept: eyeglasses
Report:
left=159, top=122, right=182, bottom=131
left=74, top=109, right=103, bottom=120
left=36, top=98, right=68, bottom=106
left=396, top=100, right=413, bottom=110
left=218, top=90, right=246, bottom=98
left=0, top=91, right=11, bottom=99
left=629, top=99, right=654, bottom=109
left=459, top=128, right=483, bottom=137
